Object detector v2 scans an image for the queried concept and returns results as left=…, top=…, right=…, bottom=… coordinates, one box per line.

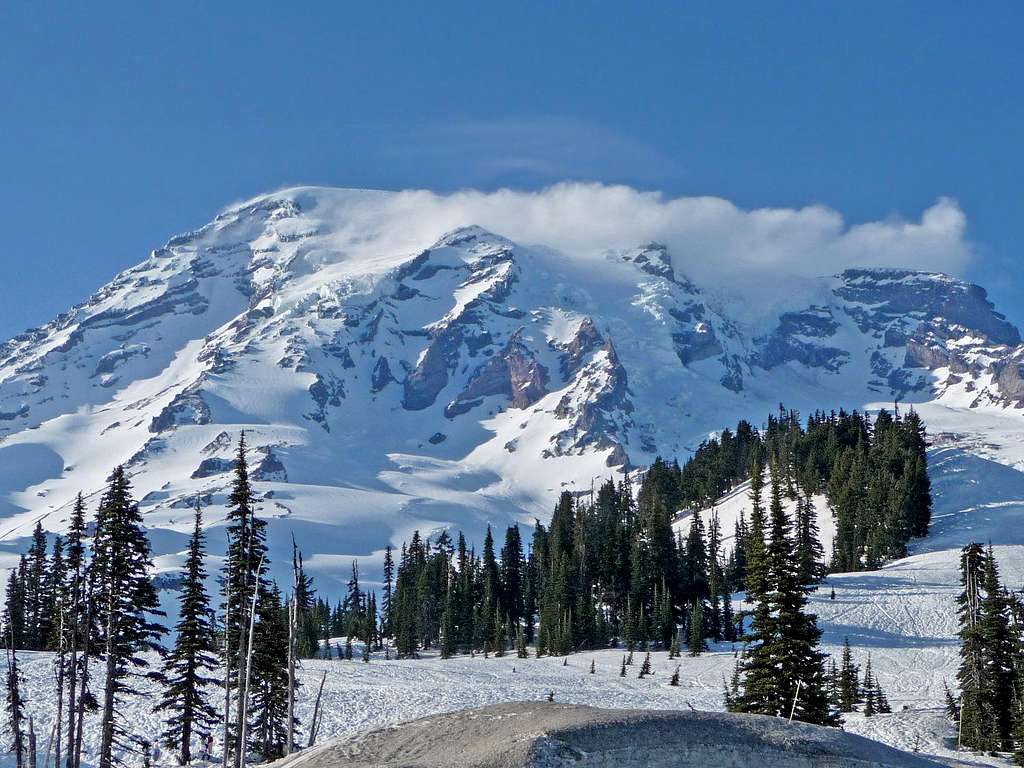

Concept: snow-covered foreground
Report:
left=3, top=640, right=979, bottom=768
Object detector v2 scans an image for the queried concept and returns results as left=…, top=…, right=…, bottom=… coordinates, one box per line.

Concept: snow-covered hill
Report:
left=0, top=186, right=1023, bottom=594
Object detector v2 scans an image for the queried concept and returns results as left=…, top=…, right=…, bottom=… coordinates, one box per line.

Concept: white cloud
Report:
left=276, top=182, right=973, bottom=329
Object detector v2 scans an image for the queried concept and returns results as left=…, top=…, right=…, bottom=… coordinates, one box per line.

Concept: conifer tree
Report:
left=943, top=680, right=959, bottom=722
left=92, top=466, right=167, bottom=768
left=221, top=433, right=267, bottom=768
left=5, top=641, right=26, bottom=768
left=978, top=545, right=1015, bottom=749
left=688, top=601, right=704, bottom=656
left=248, top=583, right=291, bottom=760
left=63, top=492, right=89, bottom=768
left=638, top=652, right=652, bottom=679
left=733, top=463, right=836, bottom=725
left=838, top=638, right=860, bottom=713
left=956, top=542, right=989, bottom=750
left=3, top=571, right=24, bottom=652
left=862, top=655, right=877, bottom=717
left=382, top=545, right=395, bottom=639
left=156, top=501, right=219, bottom=764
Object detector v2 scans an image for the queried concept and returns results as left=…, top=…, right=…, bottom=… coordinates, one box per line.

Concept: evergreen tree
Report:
left=956, top=542, right=989, bottom=751
left=733, top=463, right=837, bottom=725
left=4, top=642, right=26, bottom=768
left=156, top=501, right=219, bottom=765
left=221, top=433, right=267, bottom=768
left=92, top=466, right=167, bottom=768
left=3, top=570, right=24, bottom=651
left=382, top=545, right=395, bottom=639
left=688, top=601, right=704, bottom=656
left=838, top=638, right=860, bottom=713
left=978, top=545, right=1016, bottom=749
left=862, top=655, right=877, bottom=717
left=248, top=583, right=290, bottom=761
left=63, top=491, right=88, bottom=768
left=638, top=652, right=652, bottom=679
left=25, top=522, right=49, bottom=650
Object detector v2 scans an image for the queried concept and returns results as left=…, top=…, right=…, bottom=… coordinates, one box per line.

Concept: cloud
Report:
left=403, top=117, right=676, bottom=185
left=290, top=182, right=973, bottom=330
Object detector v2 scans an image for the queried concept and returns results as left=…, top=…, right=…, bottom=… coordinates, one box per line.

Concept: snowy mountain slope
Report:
left=0, top=186, right=1023, bottom=594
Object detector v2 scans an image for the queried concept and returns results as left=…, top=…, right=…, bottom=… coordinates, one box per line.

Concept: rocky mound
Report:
left=277, top=702, right=944, bottom=767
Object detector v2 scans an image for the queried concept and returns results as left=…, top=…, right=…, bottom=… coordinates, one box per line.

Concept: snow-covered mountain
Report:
left=1, top=186, right=1022, bottom=591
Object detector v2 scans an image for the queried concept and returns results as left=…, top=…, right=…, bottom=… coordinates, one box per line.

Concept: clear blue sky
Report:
left=1, top=2, right=1021, bottom=339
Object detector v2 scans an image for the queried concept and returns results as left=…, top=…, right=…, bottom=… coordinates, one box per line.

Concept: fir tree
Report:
left=978, top=545, right=1016, bottom=749
left=156, top=500, right=219, bottom=765
left=248, top=583, right=290, bottom=761
left=838, top=638, right=860, bottom=713
left=221, top=433, right=267, bottom=768
left=733, top=463, right=836, bottom=725
left=92, top=466, right=167, bottom=768
left=862, top=655, right=877, bottom=717
left=638, top=652, right=652, bottom=679
left=956, top=542, right=989, bottom=751
left=688, top=601, right=704, bottom=656
left=4, top=642, right=26, bottom=768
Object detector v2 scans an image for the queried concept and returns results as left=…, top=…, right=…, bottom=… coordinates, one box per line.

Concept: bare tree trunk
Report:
left=238, top=555, right=263, bottom=768
left=72, top=595, right=92, bottom=768
left=98, top=595, right=117, bottom=768
left=221, top=593, right=232, bottom=768
left=286, top=597, right=295, bottom=756
left=65, top=564, right=80, bottom=768
left=53, top=607, right=64, bottom=768
left=232, top=517, right=250, bottom=768
left=27, top=717, right=37, bottom=768
left=42, top=720, right=56, bottom=768
left=306, top=672, right=327, bottom=749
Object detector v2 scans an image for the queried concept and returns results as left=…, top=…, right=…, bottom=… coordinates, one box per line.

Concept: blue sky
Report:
left=1, top=2, right=1021, bottom=338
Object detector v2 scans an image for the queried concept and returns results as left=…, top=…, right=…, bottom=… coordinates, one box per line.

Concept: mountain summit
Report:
left=0, top=187, right=1019, bottom=588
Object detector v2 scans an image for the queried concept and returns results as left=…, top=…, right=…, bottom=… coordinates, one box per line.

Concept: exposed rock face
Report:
left=371, top=357, right=395, bottom=393
left=278, top=702, right=941, bottom=768
left=447, top=331, right=548, bottom=416
left=191, top=457, right=234, bottom=479
left=552, top=341, right=633, bottom=467
left=673, top=322, right=723, bottom=366
left=836, top=268, right=1020, bottom=346
left=149, top=390, right=210, bottom=433
left=758, top=307, right=848, bottom=372
left=993, top=355, right=1024, bottom=402
left=558, top=317, right=603, bottom=379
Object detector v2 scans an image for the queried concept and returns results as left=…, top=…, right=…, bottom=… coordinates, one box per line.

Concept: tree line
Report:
left=671, top=405, right=931, bottom=573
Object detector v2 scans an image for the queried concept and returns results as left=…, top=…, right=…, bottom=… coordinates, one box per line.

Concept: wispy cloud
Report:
left=407, top=116, right=676, bottom=185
